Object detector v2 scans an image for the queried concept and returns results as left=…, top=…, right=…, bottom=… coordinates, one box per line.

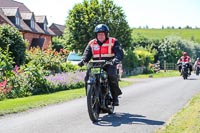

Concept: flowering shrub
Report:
left=0, top=80, right=12, bottom=100
left=25, top=47, right=83, bottom=75
left=45, top=71, right=85, bottom=91
left=26, top=47, right=64, bottom=73
left=0, top=46, right=86, bottom=101
left=0, top=47, right=15, bottom=100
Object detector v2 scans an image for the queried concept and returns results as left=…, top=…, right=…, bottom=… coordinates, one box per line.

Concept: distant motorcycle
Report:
left=86, top=60, right=114, bottom=122
left=195, top=64, right=200, bottom=76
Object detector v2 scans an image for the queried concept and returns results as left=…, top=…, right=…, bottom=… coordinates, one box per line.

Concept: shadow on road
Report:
left=187, top=78, right=198, bottom=80
left=94, top=112, right=165, bottom=127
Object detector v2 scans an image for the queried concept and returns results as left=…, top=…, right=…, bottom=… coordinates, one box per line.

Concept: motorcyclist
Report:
left=78, top=24, right=124, bottom=106
left=177, top=52, right=192, bottom=75
left=193, top=57, right=200, bottom=72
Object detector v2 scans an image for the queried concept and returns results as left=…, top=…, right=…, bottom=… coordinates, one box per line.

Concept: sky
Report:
left=15, top=0, right=200, bottom=28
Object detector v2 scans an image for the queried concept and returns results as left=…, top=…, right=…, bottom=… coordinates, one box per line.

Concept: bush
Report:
left=134, top=47, right=155, bottom=67
left=122, top=49, right=139, bottom=69
left=0, top=47, right=15, bottom=100
left=26, top=47, right=66, bottom=74
left=0, top=24, right=26, bottom=66
left=7, top=63, right=51, bottom=98
left=0, top=46, right=14, bottom=79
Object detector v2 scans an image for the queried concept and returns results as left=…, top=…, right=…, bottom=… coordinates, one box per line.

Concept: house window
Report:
left=31, top=19, right=35, bottom=29
left=15, top=16, right=20, bottom=25
left=44, top=23, right=47, bottom=31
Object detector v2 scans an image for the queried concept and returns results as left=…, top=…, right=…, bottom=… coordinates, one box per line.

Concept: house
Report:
left=0, top=0, right=55, bottom=49
left=49, top=23, right=65, bottom=37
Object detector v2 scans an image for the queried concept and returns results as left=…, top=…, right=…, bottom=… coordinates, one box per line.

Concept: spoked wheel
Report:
left=181, top=69, right=187, bottom=79
left=183, top=72, right=188, bottom=79
left=87, top=84, right=100, bottom=122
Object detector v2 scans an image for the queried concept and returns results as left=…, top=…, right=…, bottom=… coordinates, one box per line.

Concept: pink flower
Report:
left=0, top=80, right=7, bottom=87
left=0, top=80, right=12, bottom=94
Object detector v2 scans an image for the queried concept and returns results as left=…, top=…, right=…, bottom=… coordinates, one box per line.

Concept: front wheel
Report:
left=183, top=72, right=188, bottom=79
left=196, top=67, right=200, bottom=75
left=181, top=69, right=188, bottom=79
left=87, top=83, right=100, bottom=122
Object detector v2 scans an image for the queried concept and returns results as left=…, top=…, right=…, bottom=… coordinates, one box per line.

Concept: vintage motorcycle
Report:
left=86, top=60, right=114, bottom=122
left=195, top=64, right=200, bottom=76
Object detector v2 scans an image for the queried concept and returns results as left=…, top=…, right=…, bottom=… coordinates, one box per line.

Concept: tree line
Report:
left=133, top=25, right=200, bottom=29
left=52, top=0, right=200, bottom=72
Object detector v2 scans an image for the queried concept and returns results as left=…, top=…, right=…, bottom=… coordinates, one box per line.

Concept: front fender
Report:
left=87, top=77, right=96, bottom=84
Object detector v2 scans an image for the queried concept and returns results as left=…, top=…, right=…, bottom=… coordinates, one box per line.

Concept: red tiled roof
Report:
left=33, top=21, right=45, bottom=34
left=0, top=0, right=55, bottom=35
left=46, top=27, right=56, bottom=35
left=49, top=23, right=65, bottom=36
left=35, top=15, right=48, bottom=24
left=1, top=7, right=19, bottom=16
left=16, top=18, right=33, bottom=32
left=0, top=8, right=15, bottom=26
left=0, top=0, right=31, bottom=12
left=21, top=12, right=33, bottom=20
left=52, top=23, right=65, bottom=32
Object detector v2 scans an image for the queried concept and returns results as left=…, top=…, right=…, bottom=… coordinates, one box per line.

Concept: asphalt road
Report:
left=0, top=74, right=200, bottom=133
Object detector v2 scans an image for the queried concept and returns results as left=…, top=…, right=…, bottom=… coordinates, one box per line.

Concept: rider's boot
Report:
left=113, top=97, right=119, bottom=106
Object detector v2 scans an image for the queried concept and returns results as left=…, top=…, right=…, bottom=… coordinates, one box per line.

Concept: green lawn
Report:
left=0, top=88, right=85, bottom=115
left=0, top=80, right=132, bottom=116
left=132, top=29, right=200, bottom=43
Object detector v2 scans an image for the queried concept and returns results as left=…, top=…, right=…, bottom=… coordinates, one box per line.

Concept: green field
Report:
left=132, top=29, right=200, bottom=43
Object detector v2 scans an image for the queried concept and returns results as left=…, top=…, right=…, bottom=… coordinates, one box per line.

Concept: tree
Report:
left=132, top=33, right=151, bottom=49
left=122, top=48, right=139, bottom=70
left=0, top=24, right=26, bottom=66
left=158, top=36, right=183, bottom=64
left=52, top=36, right=65, bottom=51
left=64, top=0, right=132, bottom=53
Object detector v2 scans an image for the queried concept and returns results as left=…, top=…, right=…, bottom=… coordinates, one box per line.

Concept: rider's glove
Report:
left=78, top=60, right=84, bottom=67
left=112, top=58, right=120, bottom=65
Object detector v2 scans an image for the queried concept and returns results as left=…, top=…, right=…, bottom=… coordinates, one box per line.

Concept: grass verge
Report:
left=155, top=92, right=200, bottom=133
left=0, top=80, right=132, bottom=116
left=128, top=70, right=179, bottom=78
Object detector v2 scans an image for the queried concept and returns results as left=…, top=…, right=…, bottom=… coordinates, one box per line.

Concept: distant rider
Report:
left=193, top=57, right=200, bottom=72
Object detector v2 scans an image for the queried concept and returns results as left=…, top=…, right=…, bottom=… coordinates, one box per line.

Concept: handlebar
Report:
left=87, top=60, right=113, bottom=68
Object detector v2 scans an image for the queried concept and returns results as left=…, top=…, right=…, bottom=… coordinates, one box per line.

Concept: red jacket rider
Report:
left=178, top=52, right=191, bottom=63
left=194, top=58, right=200, bottom=70
left=177, top=52, right=192, bottom=74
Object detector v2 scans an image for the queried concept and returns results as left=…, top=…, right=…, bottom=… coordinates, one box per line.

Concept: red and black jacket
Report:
left=82, top=37, right=123, bottom=63
left=179, top=56, right=190, bottom=63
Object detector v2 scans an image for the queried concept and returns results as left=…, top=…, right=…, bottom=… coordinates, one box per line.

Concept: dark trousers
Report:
left=84, top=65, right=122, bottom=98
left=105, top=65, right=122, bottom=98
